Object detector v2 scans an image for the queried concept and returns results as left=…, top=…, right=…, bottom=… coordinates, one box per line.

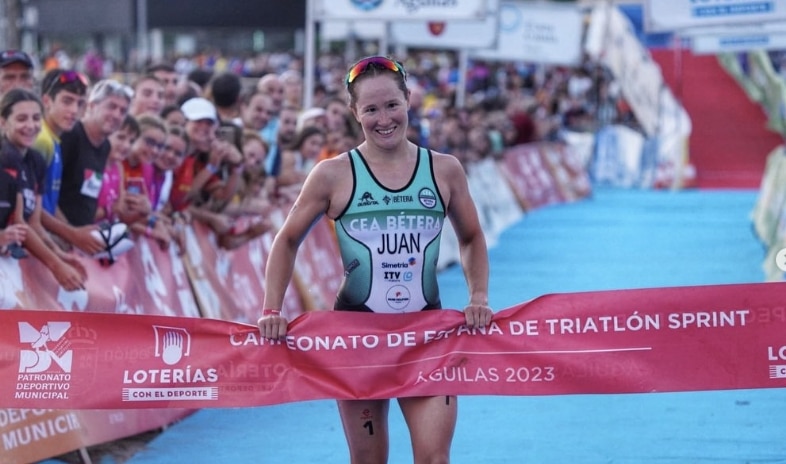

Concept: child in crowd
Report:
left=95, top=115, right=139, bottom=224
left=275, top=125, right=326, bottom=198
left=154, top=124, right=190, bottom=252
left=121, top=114, right=173, bottom=250
left=155, top=124, right=189, bottom=213
left=206, top=130, right=272, bottom=250
left=221, top=130, right=272, bottom=218
left=161, top=104, right=186, bottom=128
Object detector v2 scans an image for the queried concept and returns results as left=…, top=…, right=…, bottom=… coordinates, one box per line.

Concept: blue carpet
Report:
left=68, top=188, right=786, bottom=463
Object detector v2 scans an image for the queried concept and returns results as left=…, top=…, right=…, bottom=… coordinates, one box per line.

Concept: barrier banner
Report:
left=0, top=238, right=198, bottom=464
left=291, top=217, right=343, bottom=312
left=0, top=408, right=192, bottom=464
left=1, top=236, right=198, bottom=317
left=2, top=282, right=785, bottom=410
left=500, top=143, right=590, bottom=211
left=181, top=221, right=270, bottom=323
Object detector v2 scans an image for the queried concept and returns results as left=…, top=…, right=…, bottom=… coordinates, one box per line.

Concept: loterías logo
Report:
left=18, top=322, right=72, bottom=373
left=351, top=0, right=383, bottom=11
left=122, top=325, right=218, bottom=403
left=153, top=325, right=191, bottom=366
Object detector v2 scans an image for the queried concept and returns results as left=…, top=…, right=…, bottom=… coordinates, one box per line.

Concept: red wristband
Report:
left=262, top=308, right=281, bottom=317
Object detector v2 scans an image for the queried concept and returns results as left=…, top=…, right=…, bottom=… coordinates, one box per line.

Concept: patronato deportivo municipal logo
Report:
left=351, top=0, right=383, bottom=11
left=18, top=322, right=72, bottom=373
left=16, top=321, right=73, bottom=400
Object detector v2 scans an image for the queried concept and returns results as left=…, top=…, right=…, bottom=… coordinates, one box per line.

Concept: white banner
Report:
left=691, top=31, right=786, bottom=53
left=313, top=0, right=494, bottom=20
left=471, top=1, right=583, bottom=65
left=390, top=15, right=498, bottom=49
left=645, top=0, right=786, bottom=31
left=320, top=20, right=387, bottom=41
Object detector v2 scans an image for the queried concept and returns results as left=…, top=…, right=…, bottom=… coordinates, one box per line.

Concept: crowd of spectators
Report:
left=0, top=46, right=639, bottom=287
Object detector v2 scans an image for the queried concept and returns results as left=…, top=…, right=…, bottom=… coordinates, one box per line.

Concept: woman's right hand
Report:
left=258, top=309, right=288, bottom=340
left=0, top=224, right=28, bottom=247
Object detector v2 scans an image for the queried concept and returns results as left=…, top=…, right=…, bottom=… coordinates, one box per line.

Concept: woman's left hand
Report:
left=463, top=303, right=493, bottom=329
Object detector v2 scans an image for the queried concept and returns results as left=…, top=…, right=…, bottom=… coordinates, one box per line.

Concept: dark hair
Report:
left=161, top=104, right=183, bottom=120
left=132, top=73, right=162, bottom=91
left=288, top=125, right=325, bottom=152
left=40, top=69, right=88, bottom=99
left=145, top=62, right=176, bottom=74
left=239, top=88, right=269, bottom=107
left=175, top=85, right=199, bottom=107
left=120, top=114, right=140, bottom=138
left=167, top=123, right=190, bottom=147
left=242, top=129, right=268, bottom=151
left=0, top=88, right=42, bottom=119
left=209, top=72, right=242, bottom=109
left=166, top=124, right=190, bottom=156
left=187, top=68, right=214, bottom=91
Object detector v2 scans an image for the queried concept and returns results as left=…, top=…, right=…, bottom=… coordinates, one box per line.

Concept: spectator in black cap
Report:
left=0, top=50, right=34, bottom=99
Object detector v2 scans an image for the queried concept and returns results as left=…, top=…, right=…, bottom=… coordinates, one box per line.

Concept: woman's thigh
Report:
left=337, top=398, right=391, bottom=464
left=398, top=395, right=457, bottom=463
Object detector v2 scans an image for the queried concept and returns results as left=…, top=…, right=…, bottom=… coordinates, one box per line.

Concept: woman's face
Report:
left=164, top=109, right=186, bottom=128
left=301, top=133, right=326, bottom=160
left=108, top=126, right=137, bottom=163
left=243, top=139, right=267, bottom=169
left=1, top=100, right=42, bottom=151
left=186, top=119, right=216, bottom=152
left=156, top=133, right=187, bottom=171
left=131, top=127, right=166, bottom=165
left=325, top=101, right=348, bottom=131
left=351, top=74, right=409, bottom=151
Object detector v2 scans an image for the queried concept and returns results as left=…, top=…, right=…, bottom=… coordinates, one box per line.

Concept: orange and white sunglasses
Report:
left=345, top=56, right=407, bottom=87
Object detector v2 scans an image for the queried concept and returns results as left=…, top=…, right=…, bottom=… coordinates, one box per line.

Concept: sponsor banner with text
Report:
left=2, top=282, right=784, bottom=410
left=313, top=0, right=493, bottom=21
left=471, top=2, right=584, bottom=65
left=645, top=0, right=786, bottom=32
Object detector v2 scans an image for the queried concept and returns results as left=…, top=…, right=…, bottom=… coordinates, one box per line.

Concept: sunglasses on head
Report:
left=89, top=79, right=134, bottom=102
left=345, top=56, right=406, bottom=87
left=45, top=70, right=89, bottom=96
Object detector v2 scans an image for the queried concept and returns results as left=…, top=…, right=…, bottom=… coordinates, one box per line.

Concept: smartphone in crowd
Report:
left=126, top=178, right=145, bottom=195
left=217, top=126, right=237, bottom=145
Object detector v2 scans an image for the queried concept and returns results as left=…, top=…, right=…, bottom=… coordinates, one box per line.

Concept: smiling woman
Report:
left=257, top=55, right=493, bottom=463
left=0, top=88, right=87, bottom=290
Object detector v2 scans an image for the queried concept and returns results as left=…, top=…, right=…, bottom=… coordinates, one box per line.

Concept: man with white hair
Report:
left=58, top=79, right=132, bottom=226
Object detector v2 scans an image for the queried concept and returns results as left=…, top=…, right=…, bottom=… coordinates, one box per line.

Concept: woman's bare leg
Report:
left=337, top=398, right=390, bottom=464
left=398, top=395, right=457, bottom=464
